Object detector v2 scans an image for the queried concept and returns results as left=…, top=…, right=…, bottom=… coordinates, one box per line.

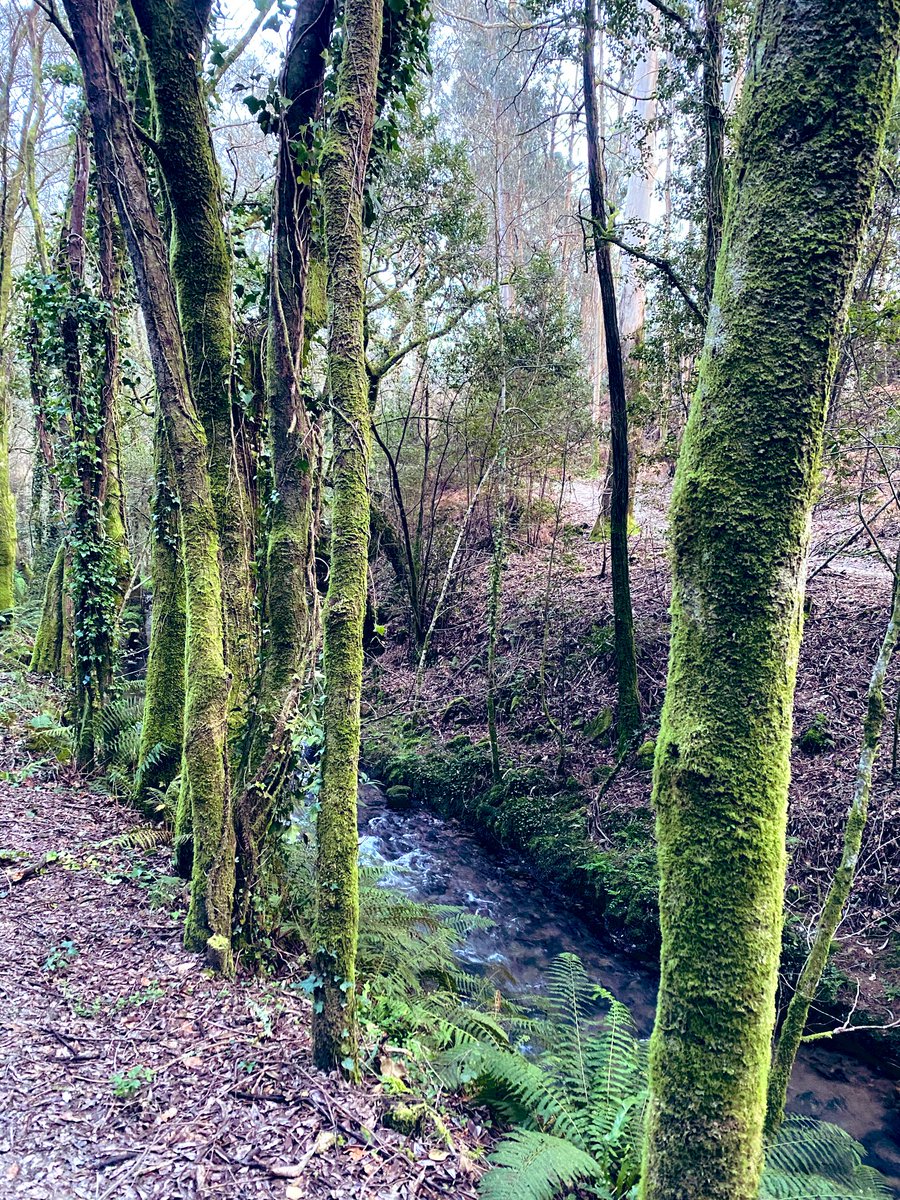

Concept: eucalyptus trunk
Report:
left=313, top=0, right=384, bottom=1075
left=641, top=4, right=900, bottom=1197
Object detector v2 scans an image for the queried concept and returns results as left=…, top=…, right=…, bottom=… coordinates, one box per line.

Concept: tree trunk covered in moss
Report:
left=641, top=5, right=900, bottom=1198
left=30, top=543, right=69, bottom=676
left=64, top=123, right=115, bottom=767
left=765, top=552, right=900, bottom=1135
left=63, top=0, right=235, bottom=973
left=234, top=0, right=332, bottom=931
left=136, top=411, right=186, bottom=818
left=131, top=0, right=256, bottom=736
left=583, top=0, right=640, bottom=751
left=313, top=0, right=383, bottom=1075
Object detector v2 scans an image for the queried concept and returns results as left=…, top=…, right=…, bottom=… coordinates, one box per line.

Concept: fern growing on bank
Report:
left=459, top=954, right=887, bottom=1200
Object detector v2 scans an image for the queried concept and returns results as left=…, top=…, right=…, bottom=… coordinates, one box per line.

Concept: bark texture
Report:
left=136, top=412, right=186, bottom=818
left=641, top=4, right=900, bottom=1198
left=63, top=0, right=235, bottom=972
left=131, top=0, right=256, bottom=736
left=235, top=0, right=332, bottom=930
left=313, top=0, right=383, bottom=1074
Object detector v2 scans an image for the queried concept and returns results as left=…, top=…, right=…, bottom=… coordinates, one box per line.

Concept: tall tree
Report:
left=313, top=0, right=384, bottom=1073
left=0, top=12, right=34, bottom=621
left=764, top=542, right=900, bottom=1134
left=62, top=0, right=236, bottom=972
left=235, top=0, right=333, bottom=927
left=641, top=3, right=900, bottom=1197
left=130, top=0, right=257, bottom=743
left=583, top=0, right=640, bottom=748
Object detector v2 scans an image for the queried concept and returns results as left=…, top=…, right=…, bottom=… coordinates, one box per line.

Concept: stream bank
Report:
left=358, top=773, right=900, bottom=1192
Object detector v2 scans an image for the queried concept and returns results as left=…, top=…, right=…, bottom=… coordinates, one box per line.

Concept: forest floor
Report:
left=0, top=693, right=487, bottom=1200
left=368, top=467, right=900, bottom=1023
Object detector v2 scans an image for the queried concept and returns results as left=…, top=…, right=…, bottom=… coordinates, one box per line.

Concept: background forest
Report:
left=3, top=0, right=900, bottom=1197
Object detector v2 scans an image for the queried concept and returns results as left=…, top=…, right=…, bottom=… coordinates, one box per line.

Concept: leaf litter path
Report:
left=0, top=721, right=485, bottom=1199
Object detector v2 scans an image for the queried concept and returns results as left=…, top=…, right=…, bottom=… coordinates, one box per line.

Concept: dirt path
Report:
left=0, top=708, right=483, bottom=1200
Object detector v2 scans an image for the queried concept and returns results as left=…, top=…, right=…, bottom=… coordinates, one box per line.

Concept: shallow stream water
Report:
left=357, top=783, right=900, bottom=1194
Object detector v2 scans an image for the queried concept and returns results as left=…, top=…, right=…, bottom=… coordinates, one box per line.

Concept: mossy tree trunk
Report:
left=313, top=0, right=384, bottom=1075
left=30, top=543, right=68, bottom=675
left=63, top=0, right=235, bottom=974
left=131, top=0, right=257, bottom=739
left=235, top=0, right=333, bottom=931
left=136, top=412, right=186, bottom=820
left=764, top=548, right=900, bottom=1135
left=62, top=121, right=118, bottom=767
left=641, top=4, right=900, bottom=1198
left=583, top=0, right=640, bottom=751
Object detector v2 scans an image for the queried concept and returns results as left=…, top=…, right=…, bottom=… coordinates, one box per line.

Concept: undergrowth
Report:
left=457, top=954, right=888, bottom=1200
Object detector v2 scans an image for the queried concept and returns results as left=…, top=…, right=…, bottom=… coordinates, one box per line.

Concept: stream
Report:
left=357, top=783, right=900, bottom=1193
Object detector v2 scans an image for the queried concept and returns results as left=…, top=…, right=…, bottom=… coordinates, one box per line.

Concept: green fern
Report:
left=463, top=954, right=886, bottom=1200
left=104, top=824, right=173, bottom=852
left=481, top=1129, right=613, bottom=1200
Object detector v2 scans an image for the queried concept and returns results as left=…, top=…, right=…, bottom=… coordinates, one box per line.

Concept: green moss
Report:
left=797, top=713, right=835, bottom=754
left=132, top=0, right=257, bottom=736
left=642, top=4, right=900, bottom=1196
left=137, top=423, right=186, bottom=814
left=635, top=739, right=656, bottom=771
left=30, top=544, right=67, bottom=676
left=383, top=1102, right=427, bottom=1136
left=312, top=0, right=383, bottom=1076
left=584, top=707, right=614, bottom=742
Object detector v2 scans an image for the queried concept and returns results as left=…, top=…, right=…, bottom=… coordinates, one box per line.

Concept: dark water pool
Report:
left=357, top=784, right=900, bottom=1193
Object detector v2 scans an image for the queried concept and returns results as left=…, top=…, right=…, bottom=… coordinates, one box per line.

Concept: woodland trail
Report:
left=0, top=699, right=484, bottom=1200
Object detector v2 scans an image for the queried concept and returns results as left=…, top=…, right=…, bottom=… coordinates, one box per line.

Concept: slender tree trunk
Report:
left=583, top=0, right=640, bottom=749
left=235, top=0, right=333, bottom=930
left=702, top=0, right=725, bottom=313
left=63, top=0, right=235, bottom=973
left=765, top=548, right=900, bottom=1134
left=641, top=4, right=900, bottom=1197
left=131, top=0, right=257, bottom=739
left=136, top=411, right=186, bottom=818
left=313, top=0, right=384, bottom=1074
left=0, top=19, right=32, bottom=622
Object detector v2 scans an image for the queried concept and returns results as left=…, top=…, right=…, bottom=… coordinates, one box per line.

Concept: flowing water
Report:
left=357, top=783, right=900, bottom=1193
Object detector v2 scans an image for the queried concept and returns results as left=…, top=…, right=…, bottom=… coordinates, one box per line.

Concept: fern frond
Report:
left=105, top=825, right=173, bottom=852
left=480, top=1129, right=613, bottom=1200
left=762, top=1117, right=890, bottom=1199
left=449, top=1042, right=588, bottom=1147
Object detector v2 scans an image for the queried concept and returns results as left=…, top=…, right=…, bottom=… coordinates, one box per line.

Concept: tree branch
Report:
left=644, top=0, right=701, bottom=48
left=368, top=288, right=493, bottom=380
left=581, top=209, right=706, bottom=325
left=209, top=0, right=278, bottom=88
